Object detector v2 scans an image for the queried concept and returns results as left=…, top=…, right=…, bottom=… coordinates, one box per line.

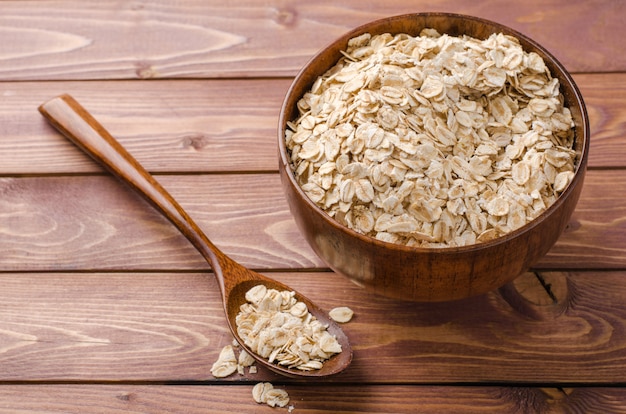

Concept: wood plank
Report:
left=0, top=174, right=321, bottom=271
left=0, top=169, right=624, bottom=272
left=1, top=271, right=626, bottom=383
left=1, top=74, right=624, bottom=175
left=0, top=80, right=290, bottom=174
left=576, top=73, right=626, bottom=168
left=538, top=169, right=626, bottom=269
left=0, top=272, right=226, bottom=382
left=0, top=384, right=624, bottom=413
left=0, top=0, right=623, bottom=81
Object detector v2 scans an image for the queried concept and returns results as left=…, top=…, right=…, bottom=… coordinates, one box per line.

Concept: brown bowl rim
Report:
left=278, top=12, right=590, bottom=254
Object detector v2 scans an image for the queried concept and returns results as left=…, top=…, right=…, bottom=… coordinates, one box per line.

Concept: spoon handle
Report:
left=38, top=94, right=230, bottom=294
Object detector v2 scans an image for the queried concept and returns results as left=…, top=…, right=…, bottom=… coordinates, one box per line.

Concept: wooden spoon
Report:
left=39, top=94, right=352, bottom=378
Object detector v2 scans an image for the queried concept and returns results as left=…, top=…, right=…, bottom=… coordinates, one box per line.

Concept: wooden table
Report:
left=1, top=1, right=625, bottom=412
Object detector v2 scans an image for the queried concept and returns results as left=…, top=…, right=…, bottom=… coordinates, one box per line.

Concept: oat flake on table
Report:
left=286, top=29, right=577, bottom=247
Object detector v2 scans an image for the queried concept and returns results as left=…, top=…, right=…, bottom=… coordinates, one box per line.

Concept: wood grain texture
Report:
left=0, top=80, right=289, bottom=174
left=0, top=170, right=624, bottom=272
left=540, top=170, right=626, bottom=269
left=0, top=174, right=320, bottom=271
left=1, top=74, right=626, bottom=174
left=0, top=272, right=224, bottom=382
left=1, top=271, right=626, bottom=384
left=576, top=73, right=626, bottom=168
left=0, top=384, right=624, bottom=413
left=1, top=0, right=625, bottom=409
left=0, top=0, right=623, bottom=81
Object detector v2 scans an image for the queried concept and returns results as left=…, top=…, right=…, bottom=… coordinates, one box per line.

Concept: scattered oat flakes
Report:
left=236, top=284, right=342, bottom=371
left=252, top=382, right=273, bottom=403
left=238, top=349, right=255, bottom=368
left=329, top=306, right=354, bottom=323
left=210, top=344, right=238, bottom=378
left=252, top=382, right=290, bottom=408
left=237, top=348, right=256, bottom=375
left=286, top=29, right=578, bottom=248
left=212, top=343, right=258, bottom=378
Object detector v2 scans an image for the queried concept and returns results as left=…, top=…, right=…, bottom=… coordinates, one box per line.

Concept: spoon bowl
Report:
left=39, top=94, right=352, bottom=378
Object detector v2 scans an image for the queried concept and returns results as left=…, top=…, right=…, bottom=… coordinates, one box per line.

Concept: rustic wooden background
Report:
left=1, top=0, right=625, bottom=412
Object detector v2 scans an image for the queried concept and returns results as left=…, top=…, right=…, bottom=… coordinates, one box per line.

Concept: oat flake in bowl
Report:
left=285, top=29, right=576, bottom=248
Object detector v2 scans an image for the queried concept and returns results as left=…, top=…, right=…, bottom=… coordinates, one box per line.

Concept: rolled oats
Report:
left=211, top=343, right=258, bottom=378
left=235, top=285, right=342, bottom=371
left=252, top=382, right=290, bottom=408
left=329, top=306, right=354, bottom=323
left=210, top=345, right=238, bottom=378
left=237, top=349, right=256, bottom=375
left=286, top=29, right=578, bottom=247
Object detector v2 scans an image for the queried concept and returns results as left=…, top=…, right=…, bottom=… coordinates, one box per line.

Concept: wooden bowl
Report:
left=278, top=13, right=589, bottom=302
